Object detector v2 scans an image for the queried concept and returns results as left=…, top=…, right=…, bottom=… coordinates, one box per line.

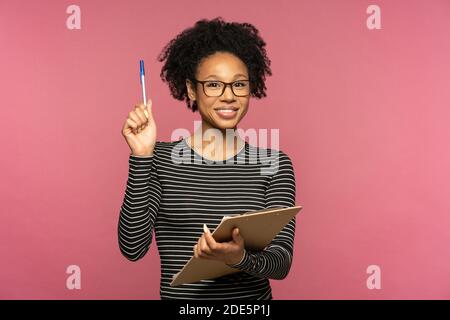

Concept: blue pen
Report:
left=139, top=60, right=149, bottom=118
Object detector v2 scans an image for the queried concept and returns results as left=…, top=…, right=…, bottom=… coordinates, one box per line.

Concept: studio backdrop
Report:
left=1, top=0, right=449, bottom=299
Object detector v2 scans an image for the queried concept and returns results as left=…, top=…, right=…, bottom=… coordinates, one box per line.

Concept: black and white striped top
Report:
left=118, top=138, right=296, bottom=300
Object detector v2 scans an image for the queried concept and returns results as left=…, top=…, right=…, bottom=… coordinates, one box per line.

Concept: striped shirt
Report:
left=118, top=138, right=296, bottom=300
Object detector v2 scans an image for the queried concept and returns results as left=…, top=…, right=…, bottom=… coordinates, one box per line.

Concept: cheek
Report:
left=197, top=99, right=217, bottom=119
left=198, top=95, right=217, bottom=110
left=239, top=99, right=250, bottom=115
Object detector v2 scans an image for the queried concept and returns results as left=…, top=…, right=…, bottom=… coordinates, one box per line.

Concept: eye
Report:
left=233, top=81, right=247, bottom=87
left=205, top=81, right=222, bottom=88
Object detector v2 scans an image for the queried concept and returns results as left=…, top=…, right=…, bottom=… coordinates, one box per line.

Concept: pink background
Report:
left=1, top=0, right=449, bottom=299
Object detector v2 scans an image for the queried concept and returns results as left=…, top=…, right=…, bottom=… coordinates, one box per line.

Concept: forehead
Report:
left=196, top=52, right=248, bottom=79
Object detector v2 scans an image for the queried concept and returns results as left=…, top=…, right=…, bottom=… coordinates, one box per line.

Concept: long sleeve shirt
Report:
left=118, top=138, right=296, bottom=300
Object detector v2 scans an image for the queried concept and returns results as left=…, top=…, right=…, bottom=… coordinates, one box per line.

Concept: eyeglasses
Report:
left=193, top=79, right=250, bottom=97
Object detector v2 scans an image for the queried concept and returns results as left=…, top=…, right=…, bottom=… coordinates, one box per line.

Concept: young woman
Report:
left=118, top=17, right=296, bottom=300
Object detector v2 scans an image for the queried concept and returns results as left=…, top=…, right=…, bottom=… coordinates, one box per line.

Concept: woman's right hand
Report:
left=121, top=99, right=157, bottom=157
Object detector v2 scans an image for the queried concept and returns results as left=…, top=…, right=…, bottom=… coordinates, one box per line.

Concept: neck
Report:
left=188, top=120, right=244, bottom=160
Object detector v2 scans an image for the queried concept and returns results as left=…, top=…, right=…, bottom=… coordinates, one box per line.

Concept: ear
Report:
left=186, top=79, right=196, bottom=101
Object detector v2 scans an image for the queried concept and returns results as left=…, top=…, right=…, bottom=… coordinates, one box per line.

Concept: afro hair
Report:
left=157, top=17, right=272, bottom=112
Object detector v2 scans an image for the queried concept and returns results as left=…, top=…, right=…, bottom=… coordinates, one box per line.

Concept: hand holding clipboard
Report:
left=171, top=205, right=303, bottom=287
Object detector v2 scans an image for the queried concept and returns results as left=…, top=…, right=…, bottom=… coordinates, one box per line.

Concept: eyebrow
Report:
left=203, top=73, right=248, bottom=80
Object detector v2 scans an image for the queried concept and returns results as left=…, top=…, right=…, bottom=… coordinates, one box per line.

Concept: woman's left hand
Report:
left=194, top=225, right=245, bottom=265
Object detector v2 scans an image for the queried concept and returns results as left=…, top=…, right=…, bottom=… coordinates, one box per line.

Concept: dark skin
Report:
left=186, top=51, right=250, bottom=265
left=195, top=224, right=245, bottom=265
left=186, top=51, right=249, bottom=163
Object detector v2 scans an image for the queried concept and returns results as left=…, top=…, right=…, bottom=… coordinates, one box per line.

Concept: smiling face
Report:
left=186, top=51, right=250, bottom=131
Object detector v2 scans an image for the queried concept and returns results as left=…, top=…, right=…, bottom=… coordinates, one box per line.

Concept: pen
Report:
left=139, top=60, right=149, bottom=118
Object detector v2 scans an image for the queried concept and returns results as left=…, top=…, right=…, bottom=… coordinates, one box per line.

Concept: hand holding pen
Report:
left=121, top=60, right=157, bottom=157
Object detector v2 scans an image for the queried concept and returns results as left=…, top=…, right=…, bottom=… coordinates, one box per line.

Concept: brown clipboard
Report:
left=170, top=205, right=303, bottom=287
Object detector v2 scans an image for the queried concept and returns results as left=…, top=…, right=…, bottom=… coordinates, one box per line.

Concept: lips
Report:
left=214, top=106, right=239, bottom=120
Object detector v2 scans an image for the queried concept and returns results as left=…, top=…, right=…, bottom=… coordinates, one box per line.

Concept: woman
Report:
left=118, top=17, right=296, bottom=300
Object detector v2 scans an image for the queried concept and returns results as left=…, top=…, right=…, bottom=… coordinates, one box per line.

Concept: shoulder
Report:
left=248, top=143, right=293, bottom=165
left=246, top=143, right=295, bottom=178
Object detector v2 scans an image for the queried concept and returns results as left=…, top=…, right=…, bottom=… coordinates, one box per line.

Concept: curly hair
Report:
left=157, top=17, right=272, bottom=112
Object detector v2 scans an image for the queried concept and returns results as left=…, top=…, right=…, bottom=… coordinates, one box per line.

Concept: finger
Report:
left=125, top=118, right=138, bottom=132
left=124, top=118, right=136, bottom=130
left=130, top=110, right=147, bottom=132
left=134, top=109, right=148, bottom=131
left=134, top=107, right=148, bottom=124
left=193, top=244, right=198, bottom=259
left=132, top=108, right=147, bottom=131
left=199, top=235, right=212, bottom=256
left=204, top=228, right=219, bottom=252
left=231, top=228, right=244, bottom=246
left=129, top=111, right=142, bottom=127
left=145, top=99, right=153, bottom=119
left=196, top=238, right=203, bottom=258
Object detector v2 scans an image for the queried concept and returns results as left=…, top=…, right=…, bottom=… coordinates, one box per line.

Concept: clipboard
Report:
left=170, top=205, right=303, bottom=287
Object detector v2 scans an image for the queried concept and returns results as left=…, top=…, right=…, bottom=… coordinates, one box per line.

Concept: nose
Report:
left=221, top=84, right=236, bottom=100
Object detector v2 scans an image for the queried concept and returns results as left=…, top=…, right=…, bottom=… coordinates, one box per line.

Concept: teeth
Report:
left=217, top=109, right=236, bottom=112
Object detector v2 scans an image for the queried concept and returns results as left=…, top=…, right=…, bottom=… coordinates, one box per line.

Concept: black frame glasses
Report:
left=192, top=79, right=251, bottom=97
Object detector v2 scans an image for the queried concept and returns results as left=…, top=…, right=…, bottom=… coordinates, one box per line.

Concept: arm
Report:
left=117, top=152, right=162, bottom=261
left=227, top=151, right=297, bottom=280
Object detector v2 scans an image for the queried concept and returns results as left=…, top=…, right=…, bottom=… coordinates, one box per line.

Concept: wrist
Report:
left=131, top=148, right=154, bottom=157
left=226, top=249, right=246, bottom=266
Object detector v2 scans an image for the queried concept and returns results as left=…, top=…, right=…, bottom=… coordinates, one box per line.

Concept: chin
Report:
left=211, top=122, right=239, bottom=131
